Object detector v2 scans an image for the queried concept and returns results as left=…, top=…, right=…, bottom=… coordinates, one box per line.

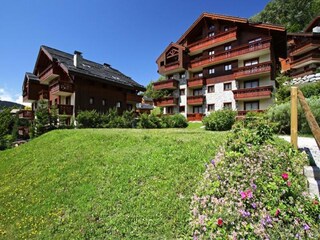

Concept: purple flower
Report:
left=295, top=233, right=301, bottom=239
left=211, top=159, right=215, bottom=165
left=261, top=218, right=266, bottom=226
left=240, top=209, right=251, bottom=217
left=251, top=183, right=257, bottom=190
left=266, top=215, right=272, bottom=224
left=251, top=203, right=257, bottom=209
left=303, top=223, right=310, bottom=231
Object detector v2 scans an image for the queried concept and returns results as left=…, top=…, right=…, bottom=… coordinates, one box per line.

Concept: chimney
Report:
left=73, top=50, right=82, bottom=67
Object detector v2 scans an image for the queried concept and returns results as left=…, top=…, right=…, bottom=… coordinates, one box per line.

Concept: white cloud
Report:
left=0, top=87, right=31, bottom=107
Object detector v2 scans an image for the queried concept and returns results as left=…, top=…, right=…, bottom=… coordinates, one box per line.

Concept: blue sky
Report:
left=0, top=0, right=269, bottom=104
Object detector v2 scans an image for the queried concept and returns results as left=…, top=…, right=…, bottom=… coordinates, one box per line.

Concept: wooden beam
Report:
left=297, top=89, right=320, bottom=149
left=291, top=87, right=298, bottom=149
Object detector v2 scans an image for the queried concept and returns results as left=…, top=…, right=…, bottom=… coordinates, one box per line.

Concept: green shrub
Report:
left=76, top=110, right=101, bottom=128
left=137, top=113, right=158, bottom=129
left=267, top=97, right=320, bottom=134
left=202, top=109, right=236, bottom=131
left=170, top=114, right=188, bottom=128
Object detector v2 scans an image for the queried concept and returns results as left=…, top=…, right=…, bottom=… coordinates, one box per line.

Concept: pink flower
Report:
left=282, top=173, right=289, bottom=180
left=217, top=218, right=223, bottom=227
left=287, top=181, right=291, bottom=187
left=240, top=191, right=247, bottom=199
left=246, top=189, right=253, bottom=199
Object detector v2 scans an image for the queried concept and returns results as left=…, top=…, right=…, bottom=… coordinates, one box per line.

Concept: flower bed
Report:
left=190, top=121, right=320, bottom=239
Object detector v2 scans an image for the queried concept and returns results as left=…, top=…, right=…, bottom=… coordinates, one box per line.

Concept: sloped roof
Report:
left=40, top=45, right=145, bottom=91
left=25, top=72, right=40, bottom=81
left=177, top=12, right=285, bottom=44
left=304, top=16, right=320, bottom=33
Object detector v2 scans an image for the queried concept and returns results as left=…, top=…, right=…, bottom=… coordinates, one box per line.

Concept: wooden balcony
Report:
left=154, top=97, right=178, bottom=107
left=18, top=110, right=34, bottom=120
left=187, top=113, right=204, bottom=121
left=234, top=62, right=272, bottom=80
left=232, top=86, right=273, bottom=100
left=187, top=77, right=206, bottom=88
left=153, top=79, right=179, bottom=90
left=206, top=74, right=234, bottom=85
left=18, top=126, right=29, bottom=137
left=190, top=38, right=271, bottom=70
left=188, top=27, right=237, bottom=55
left=291, top=53, right=320, bottom=69
left=187, top=95, right=204, bottom=105
left=39, top=64, right=59, bottom=84
left=158, top=61, right=185, bottom=75
left=50, top=81, right=74, bottom=96
left=38, top=89, right=49, bottom=100
left=290, top=39, right=320, bottom=57
left=126, top=93, right=142, bottom=103
left=57, top=104, right=73, bottom=115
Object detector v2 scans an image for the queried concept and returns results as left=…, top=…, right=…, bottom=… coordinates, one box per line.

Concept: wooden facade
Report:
left=22, top=46, right=145, bottom=123
left=154, top=13, right=286, bottom=119
left=280, top=16, right=320, bottom=78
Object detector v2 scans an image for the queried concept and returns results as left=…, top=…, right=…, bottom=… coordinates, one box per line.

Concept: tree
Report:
left=0, top=108, right=15, bottom=150
left=143, top=76, right=171, bottom=99
left=251, top=0, right=320, bottom=32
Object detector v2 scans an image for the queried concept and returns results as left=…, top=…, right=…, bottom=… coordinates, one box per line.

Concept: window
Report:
left=160, top=61, right=164, bottom=66
left=194, top=72, right=203, bottom=78
left=127, top=104, right=133, bottom=111
left=209, top=50, right=215, bottom=56
left=224, top=26, right=229, bottom=31
left=224, top=82, right=232, bottom=91
left=208, top=32, right=215, bottom=37
left=180, top=89, right=185, bottom=96
left=224, top=102, right=232, bottom=109
left=208, top=85, right=215, bottom=93
left=244, top=101, right=259, bottom=111
left=224, top=64, right=232, bottom=71
left=244, top=58, right=259, bottom=66
left=116, top=101, right=121, bottom=108
left=180, top=72, right=186, bottom=79
left=209, top=68, right=215, bottom=74
left=179, top=106, right=185, bottom=112
left=208, top=104, right=215, bottom=112
left=102, top=99, right=106, bottom=106
left=193, top=88, right=202, bottom=96
left=66, top=96, right=71, bottom=105
left=89, top=97, right=94, bottom=105
left=244, top=80, right=259, bottom=88
left=209, top=25, right=215, bottom=30
left=224, top=45, right=232, bottom=51
left=167, top=106, right=174, bottom=114
left=193, top=106, right=203, bottom=113
left=248, top=37, right=262, bottom=44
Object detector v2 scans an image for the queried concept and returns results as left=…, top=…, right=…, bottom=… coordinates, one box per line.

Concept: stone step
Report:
left=307, top=178, right=320, bottom=198
left=304, top=166, right=320, bottom=180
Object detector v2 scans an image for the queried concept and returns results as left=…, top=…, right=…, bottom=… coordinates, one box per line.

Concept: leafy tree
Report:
left=0, top=108, right=15, bottom=149
left=144, top=76, right=171, bottom=99
left=251, top=0, right=320, bottom=32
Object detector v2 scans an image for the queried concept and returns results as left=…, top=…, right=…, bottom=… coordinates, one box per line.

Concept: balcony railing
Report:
left=290, top=39, right=320, bottom=56
left=234, top=61, right=272, bottom=79
left=187, top=77, right=206, bottom=88
left=190, top=38, right=271, bottom=69
left=56, top=104, right=73, bottom=115
left=187, top=113, right=204, bottom=121
left=153, top=79, right=179, bottom=90
left=188, top=27, right=237, bottom=53
left=18, top=110, right=34, bottom=120
left=291, top=53, right=320, bottom=69
left=126, top=93, right=142, bottom=103
left=206, top=74, right=234, bottom=85
left=50, top=81, right=74, bottom=96
left=232, top=85, right=273, bottom=100
left=153, top=97, right=178, bottom=107
left=39, top=64, right=59, bottom=84
left=187, top=95, right=204, bottom=105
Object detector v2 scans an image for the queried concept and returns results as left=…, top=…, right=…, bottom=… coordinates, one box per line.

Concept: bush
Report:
left=202, top=110, right=236, bottom=131
left=190, top=119, right=320, bottom=239
left=137, top=113, right=159, bottom=129
left=171, top=114, right=188, bottom=128
left=267, top=96, right=320, bottom=134
left=76, top=110, right=102, bottom=128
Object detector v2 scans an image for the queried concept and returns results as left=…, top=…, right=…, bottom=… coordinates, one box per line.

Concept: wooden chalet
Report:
left=22, top=46, right=145, bottom=124
left=154, top=13, right=287, bottom=120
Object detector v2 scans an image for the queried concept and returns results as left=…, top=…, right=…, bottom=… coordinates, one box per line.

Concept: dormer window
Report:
left=208, top=32, right=215, bottom=38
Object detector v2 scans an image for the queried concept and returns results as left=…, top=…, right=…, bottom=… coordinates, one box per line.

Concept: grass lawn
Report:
left=186, top=122, right=204, bottom=130
left=0, top=129, right=225, bottom=239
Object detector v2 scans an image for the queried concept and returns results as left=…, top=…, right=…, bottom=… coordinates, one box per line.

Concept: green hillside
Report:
left=0, top=129, right=225, bottom=239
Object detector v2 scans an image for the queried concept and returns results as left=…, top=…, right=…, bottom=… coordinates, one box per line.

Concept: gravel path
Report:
left=278, top=136, right=320, bottom=167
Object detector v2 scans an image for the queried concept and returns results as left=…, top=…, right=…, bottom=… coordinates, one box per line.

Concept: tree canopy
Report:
left=251, top=0, right=320, bottom=32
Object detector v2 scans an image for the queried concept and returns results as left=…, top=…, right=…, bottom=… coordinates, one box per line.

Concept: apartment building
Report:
left=281, top=16, right=320, bottom=78
left=154, top=13, right=286, bottom=120
left=22, top=46, right=145, bottom=124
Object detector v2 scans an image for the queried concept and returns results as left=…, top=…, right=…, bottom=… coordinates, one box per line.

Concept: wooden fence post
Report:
left=291, top=87, right=298, bottom=149
left=297, top=89, right=320, bottom=149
